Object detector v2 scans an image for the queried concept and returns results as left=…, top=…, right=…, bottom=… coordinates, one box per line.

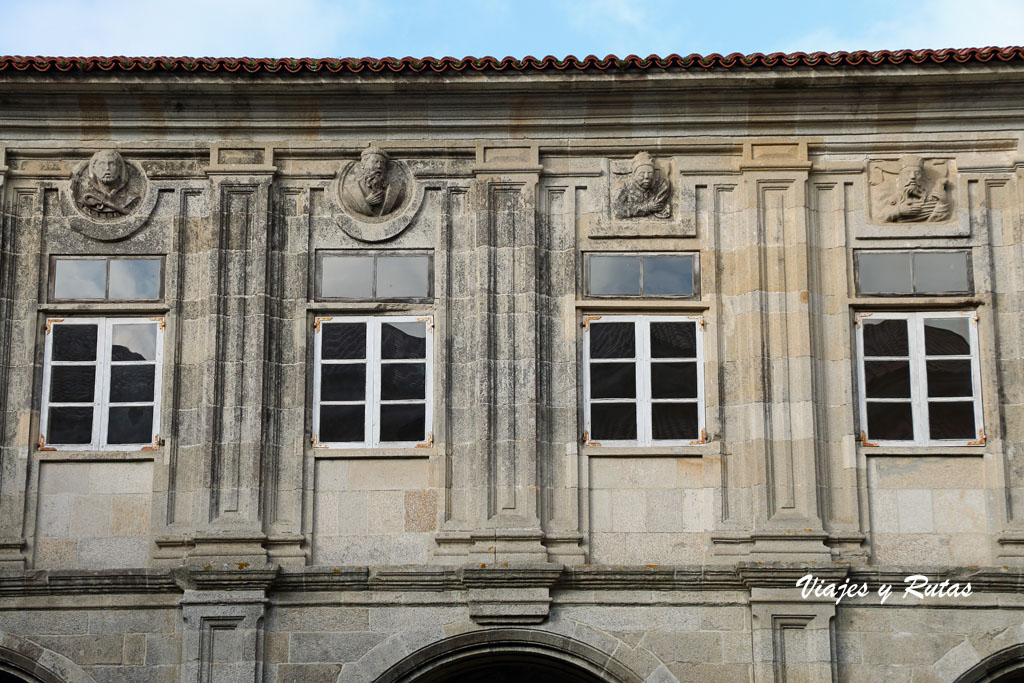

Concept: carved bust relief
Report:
left=613, top=151, right=671, bottom=220
left=870, top=155, right=953, bottom=223
left=71, top=150, right=145, bottom=220
left=340, top=144, right=407, bottom=219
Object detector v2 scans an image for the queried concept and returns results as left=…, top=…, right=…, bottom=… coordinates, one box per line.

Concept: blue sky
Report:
left=1, top=0, right=1022, bottom=58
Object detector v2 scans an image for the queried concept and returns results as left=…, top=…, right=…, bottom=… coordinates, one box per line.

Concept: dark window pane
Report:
left=651, top=322, right=697, bottom=358
left=862, top=319, right=908, bottom=357
left=927, top=360, right=973, bottom=397
left=47, top=406, right=93, bottom=444
left=381, top=321, right=427, bottom=359
left=320, top=256, right=373, bottom=298
left=380, top=363, right=426, bottom=400
left=107, top=406, right=153, bottom=444
left=651, top=362, right=698, bottom=399
left=109, top=259, right=162, bottom=299
left=590, top=403, right=637, bottom=441
left=321, top=323, right=366, bottom=360
left=652, top=402, right=699, bottom=440
left=642, top=256, right=694, bottom=296
left=588, top=322, right=633, bottom=360
left=864, top=360, right=911, bottom=398
left=319, top=404, right=364, bottom=442
left=929, top=402, right=977, bottom=440
left=377, top=256, right=430, bottom=298
left=866, top=402, right=913, bottom=441
left=111, top=324, right=157, bottom=361
left=857, top=252, right=912, bottom=294
left=53, top=259, right=106, bottom=299
left=913, top=252, right=970, bottom=293
left=925, top=318, right=971, bottom=356
left=380, top=404, right=426, bottom=442
left=50, top=366, right=96, bottom=403
left=52, top=324, right=98, bottom=361
left=109, top=365, right=155, bottom=402
left=320, top=364, right=366, bottom=402
left=589, top=255, right=640, bottom=296
left=589, top=362, right=636, bottom=399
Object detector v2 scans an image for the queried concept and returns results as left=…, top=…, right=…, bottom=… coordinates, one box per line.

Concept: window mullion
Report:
left=638, top=319, right=651, bottom=445
left=969, top=314, right=984, bottom=441
left=368, top=320, right=379, bottom=447
left=95, top=319, right=110, bottom=449
left=909, top=313, right=928, bottom=445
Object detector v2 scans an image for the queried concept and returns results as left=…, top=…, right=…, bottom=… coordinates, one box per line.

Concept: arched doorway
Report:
left=374, top=628, right=646, bottom=683
left=0, top=631, right=97, bottom=683
left=954, top=643, right=1024, bottom=682
left=0, top=671, right=33, bottom=683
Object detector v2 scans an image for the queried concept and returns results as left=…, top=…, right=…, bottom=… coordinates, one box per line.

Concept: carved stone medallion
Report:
left=869, top=155, right=953, bottom=223
left=332, top=144, right=422, bottom=242
left=67, top=150, right=157, bottom=241
left=613, top=151, right=671, bottom=220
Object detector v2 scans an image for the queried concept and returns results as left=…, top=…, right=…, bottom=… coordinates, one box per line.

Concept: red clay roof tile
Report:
left=0, top=47, right=1022, bottom=75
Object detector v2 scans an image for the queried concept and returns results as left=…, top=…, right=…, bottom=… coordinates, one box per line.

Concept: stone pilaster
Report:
left=180, top=589, right=268, bottom=683
left=187, top=145, right=276, bottom=564
left=715, top=142, right=829, bottom=561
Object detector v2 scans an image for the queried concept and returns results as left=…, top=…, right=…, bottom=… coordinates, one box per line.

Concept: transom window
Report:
left=585, top=252, right=698, bottom=298
left=583, top=315, right=704, bottom=446
left=855, top=311, right=983, bottom=446
left=313, top=316, right=432, bottom=448
left=317, top=251, right=432, bottom=300
left=50, top=256, right=163, bottom=301
left=855, top=250, right=972, bottom=296
left=40, top=317, right=163, bottom=450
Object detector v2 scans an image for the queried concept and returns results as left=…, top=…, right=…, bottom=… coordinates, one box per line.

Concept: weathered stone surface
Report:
left=0, top=51, right=1022, bottom=683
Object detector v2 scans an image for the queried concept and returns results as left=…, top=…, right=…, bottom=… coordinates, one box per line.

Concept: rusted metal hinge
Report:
left=582, top=316, right=601, bottom=331
left=967, top=428, right=986, bottom=446
left=37, top=434, right=56, bottom=451
left=149, top=317, right=166, bottom=330
left=416, top=431, right=434, bottom=448
left=313, top=317, right=332, bottom=332
left=859, top=430, right=878, bottom=448
left=44, top=318, right=64, bottom=334
left=689, top=429, right=708, bottom=445
left=416, top=317, right=435, bottom=332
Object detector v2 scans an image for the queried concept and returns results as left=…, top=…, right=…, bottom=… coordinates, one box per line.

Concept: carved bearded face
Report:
left=632, top=163, right=655, bottom=192
left=359, top=153, right=388, bottom=198
left=90, top=151, right=124, bottom=188
left=899, top=164, right=925, bottom=198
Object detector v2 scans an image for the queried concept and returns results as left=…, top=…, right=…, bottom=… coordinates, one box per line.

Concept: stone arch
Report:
left=953, top=643, right=1024, bottom=683
left=0, top=632, right=97, bottom=683
left=339, top=622, right=676, bottom=683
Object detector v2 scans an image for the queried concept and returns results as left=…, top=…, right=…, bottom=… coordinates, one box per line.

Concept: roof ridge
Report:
left=1, top=47, right=1022, bottom=74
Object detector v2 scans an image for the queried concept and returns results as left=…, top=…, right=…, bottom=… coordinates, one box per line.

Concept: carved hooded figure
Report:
left=72, top=150, right=141, bottom=220
left=613, top=151, right=671, bottom=219
left=341, top=145, right=406, bottom=218
left=880, top=155, right=951, bottom=223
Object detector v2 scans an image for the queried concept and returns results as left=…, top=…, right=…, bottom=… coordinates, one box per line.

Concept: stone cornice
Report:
left=3, top=564, right=1023, bottom=597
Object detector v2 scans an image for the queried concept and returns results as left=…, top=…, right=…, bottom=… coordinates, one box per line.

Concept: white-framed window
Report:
left=40, top=317, right=164, bottom=450
left=583, top=314, right=705, bottom=446
left=855, top=311, right=983, bottom=446
left=312, top=315, right=433, bottom=448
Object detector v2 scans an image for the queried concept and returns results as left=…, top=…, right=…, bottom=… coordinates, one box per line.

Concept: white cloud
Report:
left=784, top=0, right=1024, bottom=53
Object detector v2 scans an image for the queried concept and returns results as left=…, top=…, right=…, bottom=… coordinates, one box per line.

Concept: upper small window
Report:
left=317, top=251, right=432, bottom=300
left=585, top=253, right=698, bottom=298
left=50, top=256, right=162, bottom=301
left=855, top=250, right=972, bottom=296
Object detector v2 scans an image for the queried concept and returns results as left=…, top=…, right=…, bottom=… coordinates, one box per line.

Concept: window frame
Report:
left=315, top=250, right=434, bottom=302
left=853, top=249, right=973, bottom=297
left=48, top=255, right=165, bottom=302
left=583, top=251, right=700, bottom=299
left=582, top=314, right=705, bottom=447
left=312, top=314, right=434, bottom=449
left=39, top=316, right=164, bottom=451
left=855, top=310, right=984, bottom=447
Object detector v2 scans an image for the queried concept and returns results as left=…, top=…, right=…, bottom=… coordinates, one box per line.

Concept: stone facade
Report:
left=0, top=50, right=1023, bottom=682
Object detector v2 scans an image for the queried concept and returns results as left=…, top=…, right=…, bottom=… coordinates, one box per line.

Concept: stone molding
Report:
left=0, top=631, right=97, bottom=683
